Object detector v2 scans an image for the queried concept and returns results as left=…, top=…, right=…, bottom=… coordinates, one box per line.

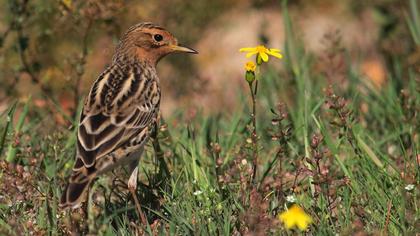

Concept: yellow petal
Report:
left=285, top=219, right=296, bottom=229
left=279, top=213, right=287, bottom=222
left=279, top=205, right=312, bottom=231
left=240, top=47, right=257, bottom=52
left=297, top=220, right=308, bottom=231
left=267, top=51, right=283, bottom=59
left=279, top=211, right=295, bottom=229
left=260, top=52, right=269, bottom=62
left=297, top=214, right=312, bottom=230
left=62, top=0, right=72, bottom=8
left=269, top=48, right=281, bottom=53
left=246, top=52, right=257, bottom=58
left=244, top=61, right=256, bottom=72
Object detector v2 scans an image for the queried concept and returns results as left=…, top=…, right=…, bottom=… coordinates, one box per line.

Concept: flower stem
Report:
left=248, top=80, right=259, bottom=184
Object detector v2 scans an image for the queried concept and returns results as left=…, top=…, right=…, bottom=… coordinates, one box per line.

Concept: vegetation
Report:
left=0, top=0, right=419, bottom=235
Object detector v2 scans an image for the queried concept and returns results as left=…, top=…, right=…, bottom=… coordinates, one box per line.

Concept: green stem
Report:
left=249, top=80, right=258, bottom=184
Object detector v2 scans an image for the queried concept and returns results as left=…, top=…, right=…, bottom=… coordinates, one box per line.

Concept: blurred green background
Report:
left=0, top=0, right=417, bottom=120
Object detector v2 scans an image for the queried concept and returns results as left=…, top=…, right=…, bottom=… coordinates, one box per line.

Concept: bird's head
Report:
left=113, top=22, right=198, bottom=65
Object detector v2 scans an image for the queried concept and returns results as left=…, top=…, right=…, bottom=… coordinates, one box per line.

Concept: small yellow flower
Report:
left=62, top=0, right=72, bottom=9
left=239, top=45, right=283, bottom=63
left=278, top=204, right=312, bottom=231
left=244, top=61, right=257, bottom=83
left=244, top=61, right=256, bottom=72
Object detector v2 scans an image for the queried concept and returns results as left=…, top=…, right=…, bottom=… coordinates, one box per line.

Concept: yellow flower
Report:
left=62, top=0, right=72, bottom=9
left=244, top=61, right=256, bottom=72
left=244, top=61, right=256, bottom=83
left=239, top=45, right=283, bottom=63
left=278, top=204, right=312, bottom=231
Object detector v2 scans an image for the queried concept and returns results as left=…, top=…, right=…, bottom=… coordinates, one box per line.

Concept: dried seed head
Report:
left=211, top=142, right=222, bottom=154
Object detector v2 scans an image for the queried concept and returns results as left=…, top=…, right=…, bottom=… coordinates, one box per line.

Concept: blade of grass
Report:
left=406, top=0, right=420, bottom=44
left=6, top=98, right=30, bottom=162
left=0, top=102, right=17, bottom=155
left=356, top=135, right=384, bottom=169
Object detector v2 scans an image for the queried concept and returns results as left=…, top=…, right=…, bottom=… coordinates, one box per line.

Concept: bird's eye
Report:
left=154, top=34, right=163, bottom=42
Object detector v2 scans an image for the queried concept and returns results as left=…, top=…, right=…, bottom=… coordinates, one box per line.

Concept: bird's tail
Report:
left=60, top=168, right=95, bottom=209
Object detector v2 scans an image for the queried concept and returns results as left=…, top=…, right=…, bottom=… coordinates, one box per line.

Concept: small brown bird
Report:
left=60, top=22, right=197, bottom=217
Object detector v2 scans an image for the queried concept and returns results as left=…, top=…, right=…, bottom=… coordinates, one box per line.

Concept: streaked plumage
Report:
left=60, top=22, right=197, bottom=209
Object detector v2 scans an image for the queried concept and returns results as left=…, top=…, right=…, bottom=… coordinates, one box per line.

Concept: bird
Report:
left=59, top=22, right=198, bottom=221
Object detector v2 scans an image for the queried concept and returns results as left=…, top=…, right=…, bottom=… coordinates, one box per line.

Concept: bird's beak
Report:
left=170, top=44, right=198, bottom=54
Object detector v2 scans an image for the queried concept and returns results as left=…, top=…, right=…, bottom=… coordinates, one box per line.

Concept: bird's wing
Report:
left=72, top=63, right=160, bottom=170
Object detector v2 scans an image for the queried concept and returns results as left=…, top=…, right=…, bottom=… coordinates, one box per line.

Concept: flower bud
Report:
left=245, top=71, right=255, bottom=83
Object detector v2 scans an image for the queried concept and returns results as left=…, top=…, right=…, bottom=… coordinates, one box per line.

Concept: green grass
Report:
left=0, top=3, right=419, bottom=236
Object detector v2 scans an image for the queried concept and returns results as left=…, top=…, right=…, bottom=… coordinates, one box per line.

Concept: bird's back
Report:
left=60, top=60, right=160, bottom=208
